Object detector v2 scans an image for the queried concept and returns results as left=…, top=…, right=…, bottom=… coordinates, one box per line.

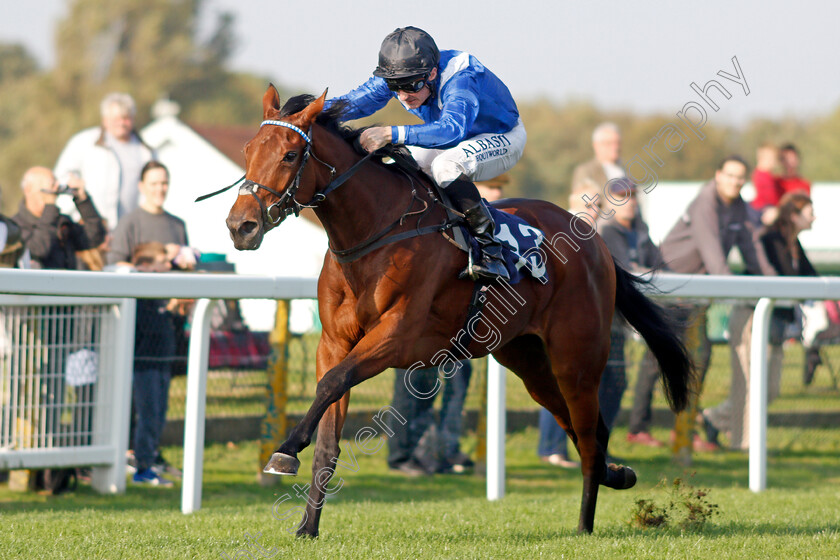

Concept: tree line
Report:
left=1, top=0, right=837, bottom=214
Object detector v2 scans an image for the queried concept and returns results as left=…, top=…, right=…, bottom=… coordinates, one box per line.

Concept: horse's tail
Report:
left=613, top=259, right=694, bottom=412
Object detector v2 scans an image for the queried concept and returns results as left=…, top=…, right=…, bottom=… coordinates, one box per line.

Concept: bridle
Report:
left=201, top=116, right=450, bottom=264
left=241, top=120, right=322, bottom=224
left=196, top=119, right=374, bottom=225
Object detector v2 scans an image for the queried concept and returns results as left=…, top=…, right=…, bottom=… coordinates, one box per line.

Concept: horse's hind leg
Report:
left=495, top=333, right=636, bottom=533
left=545, top=332, right=636, bottom=534
left=493, top=335, right=602, bottom=533
left=553, top=360, right=604, bottom=534
left=492, top=335, right=578, bottom=444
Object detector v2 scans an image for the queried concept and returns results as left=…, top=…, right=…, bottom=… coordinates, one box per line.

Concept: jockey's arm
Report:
left=325, top=77, right=393, bottom=121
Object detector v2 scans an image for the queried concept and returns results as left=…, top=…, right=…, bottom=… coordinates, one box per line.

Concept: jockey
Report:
left=326, top=26, right=526, bottom=281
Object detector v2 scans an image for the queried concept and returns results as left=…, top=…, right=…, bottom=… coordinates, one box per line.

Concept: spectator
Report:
left=475, top=173, right=509, bottom=203
left=0, top=210, right=23, bottom=268
left=570, top=122, right=623, bottom=215
left=436, top=360, right=474, bottom=473
left=0, top=208, right=20, bottom=485
left=386, top=361, right=475, bottom=476
left=568, top=178, right=601, bottom=223
left=701, top=192, right=817, bottom=450
left=660, top=156, right=773, bottom=277
left=386, top=366, right=437, bottom=475
left=660, top=155, right=775, bottom=454
left=541, top=125, right=627, bottom=467
left=12, top=167, right=106, bottom=482
left=125, top=242, right=177, bottom=486
left=537, top=407, right=579, bottom=469
left=386, top=366, right=434, bottom=476
left=777, top=144, right=811, bottom=199
left=107, top=161, right=192, bottom=268
left=597, top=179, right=666, bottom=447
left=55, top=92, right=155, bottom=231
left=107, top=161, right=194, bottom=485
left=749, top=143, right=781, bottom=225
left=14, top=168, right=105, bottom=270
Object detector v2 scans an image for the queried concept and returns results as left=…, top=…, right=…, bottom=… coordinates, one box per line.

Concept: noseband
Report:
left=196, top=119, right=374, bottom=226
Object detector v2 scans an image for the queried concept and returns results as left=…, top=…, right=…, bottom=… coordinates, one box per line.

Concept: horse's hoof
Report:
left=619, top=465, right=637, bottom=489
left=263, top=452, right=300, bottom=476
left=604, top=463, right=637, bottom=490
left=296, top=528, right=318, bottom=539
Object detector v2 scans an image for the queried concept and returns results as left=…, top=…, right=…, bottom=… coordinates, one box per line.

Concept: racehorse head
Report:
left=226, top=85, right=327, bottom=250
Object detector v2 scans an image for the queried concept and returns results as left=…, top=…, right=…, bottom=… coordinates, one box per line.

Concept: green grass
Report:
left=2, top=424, right=840, bottom=559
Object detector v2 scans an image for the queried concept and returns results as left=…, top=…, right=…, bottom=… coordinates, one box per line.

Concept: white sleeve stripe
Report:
left=438, top=52, right=472, bottom=109
left=396, top=126, right=407, bottom=144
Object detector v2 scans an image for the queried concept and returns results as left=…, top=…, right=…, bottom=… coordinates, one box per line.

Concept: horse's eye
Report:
left=283, top=151, right=297, bottom=162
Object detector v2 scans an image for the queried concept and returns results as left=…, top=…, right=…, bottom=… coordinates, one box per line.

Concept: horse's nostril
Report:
left=239, top=221, right=258, bottom=236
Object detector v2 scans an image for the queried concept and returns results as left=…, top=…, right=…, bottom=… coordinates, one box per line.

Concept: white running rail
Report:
left=1, top=270, right=838, bottom=508
left=0, top=269, right=317, bottom=511
left=485, top=274, right=840, bottom=499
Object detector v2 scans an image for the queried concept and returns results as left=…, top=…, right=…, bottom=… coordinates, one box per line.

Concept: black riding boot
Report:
left=446, top=178, right=510, bottom=282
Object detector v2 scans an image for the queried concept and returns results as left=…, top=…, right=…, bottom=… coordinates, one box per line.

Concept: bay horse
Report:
left=224, top=85, right=692, bottom=536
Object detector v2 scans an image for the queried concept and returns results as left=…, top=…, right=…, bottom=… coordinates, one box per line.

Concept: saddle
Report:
left=353, top=143, right=547, bottom=285
left=360, top=143, right=472, bottom=252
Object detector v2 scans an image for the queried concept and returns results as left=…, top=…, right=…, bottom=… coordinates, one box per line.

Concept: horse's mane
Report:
left=280, top=94, right=361, bottom=144
left=279, top=94, right=429, bottom=181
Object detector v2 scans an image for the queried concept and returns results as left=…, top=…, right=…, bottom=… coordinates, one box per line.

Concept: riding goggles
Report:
left=385, top=74, right=429, bottom=93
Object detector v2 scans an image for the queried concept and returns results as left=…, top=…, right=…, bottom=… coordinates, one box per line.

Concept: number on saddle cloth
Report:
left=485, top=208, right=548, bottom=285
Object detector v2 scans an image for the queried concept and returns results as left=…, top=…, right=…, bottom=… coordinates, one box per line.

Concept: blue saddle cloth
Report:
left=465, top=203, right=548, bottom=285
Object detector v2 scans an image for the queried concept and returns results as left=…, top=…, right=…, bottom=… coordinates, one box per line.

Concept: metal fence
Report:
left=0, top=295, right=134, bottom=493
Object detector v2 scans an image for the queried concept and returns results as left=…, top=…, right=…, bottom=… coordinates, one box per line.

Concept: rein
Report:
left=196, top=120, right=374, bottom=221
left=329, top=186, right=450, bottom=264
left=199, top=117, right=453, bottom=263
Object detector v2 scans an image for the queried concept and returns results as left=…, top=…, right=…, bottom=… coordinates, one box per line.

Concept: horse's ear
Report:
left=299, top=89, right=328, bottom=124
left=262, top=84, right=281, bottom=118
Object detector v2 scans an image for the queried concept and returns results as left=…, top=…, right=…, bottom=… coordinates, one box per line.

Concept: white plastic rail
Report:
left=1, top=270, right=839, bottom=507
left=485, top=273, right=840, bottom=499
left=0, top=269, right=317, bottom=513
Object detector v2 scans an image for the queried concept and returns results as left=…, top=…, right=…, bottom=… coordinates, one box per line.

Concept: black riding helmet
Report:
left=373, top=26, right=440, bottom=80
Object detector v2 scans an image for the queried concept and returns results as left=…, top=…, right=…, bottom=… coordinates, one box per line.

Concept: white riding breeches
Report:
left=408, top=118, right=526, bottom=187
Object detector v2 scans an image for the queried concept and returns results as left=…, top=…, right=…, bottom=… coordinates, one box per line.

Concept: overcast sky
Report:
left=2, top=0, right=838, bottom=125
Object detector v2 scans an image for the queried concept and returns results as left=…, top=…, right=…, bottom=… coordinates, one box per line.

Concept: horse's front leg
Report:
left=295, top=392, right=350, bottom=538
left=264, top=323, right=399, bottom=476
left=295, top=338, right=351, bottom=538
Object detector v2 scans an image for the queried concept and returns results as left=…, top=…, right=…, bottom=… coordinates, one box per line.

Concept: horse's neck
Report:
left=311, top=133, right=419, bottom=253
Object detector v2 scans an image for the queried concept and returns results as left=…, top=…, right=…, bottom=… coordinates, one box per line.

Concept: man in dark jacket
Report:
left=659, top=155, right=775, bottom=457
left=13, top=166, right=105, bottom=269
left=11, top=167, right=106, bottom=476
left=660, top=156, right=771, bottom=277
